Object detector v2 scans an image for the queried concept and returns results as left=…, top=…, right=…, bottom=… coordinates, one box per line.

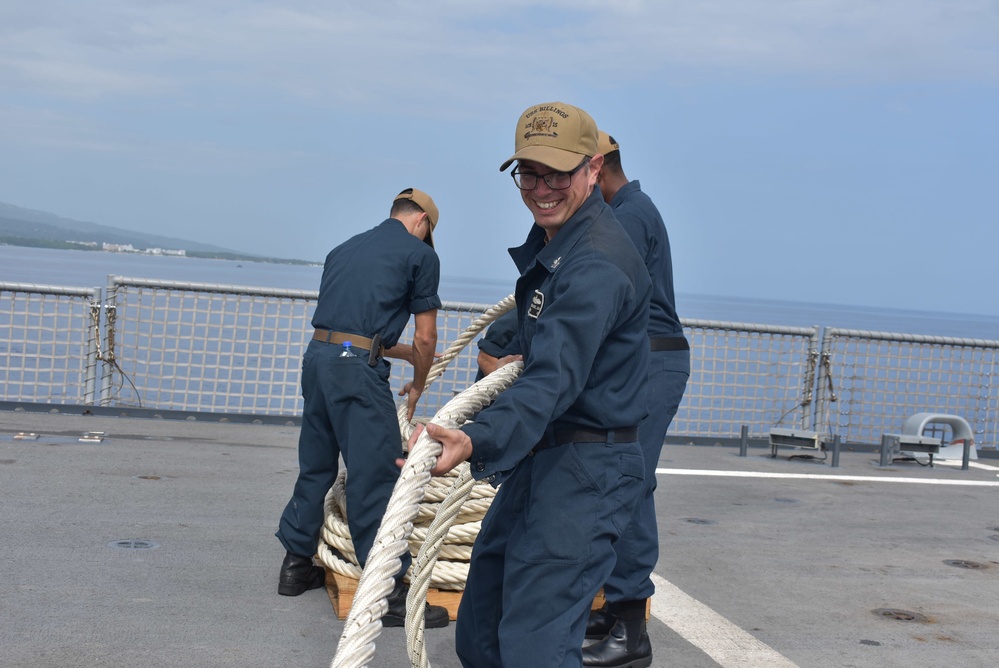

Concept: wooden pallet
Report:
left=591, top=590, right=652, bottom=619
left=325, top=568, right=464, bottom=621
left=325, top=568, right=649, bottom=621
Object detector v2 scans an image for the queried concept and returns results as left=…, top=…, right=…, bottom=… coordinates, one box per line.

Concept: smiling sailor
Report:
left=414, top=101, right=652, bottom=667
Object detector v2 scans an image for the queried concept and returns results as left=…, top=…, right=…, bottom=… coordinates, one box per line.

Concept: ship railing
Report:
left=814, top=327, right=999, bottom=450
left=1, top=277, right=996, bottom=450
left=0, top=281, right=103, bottom=406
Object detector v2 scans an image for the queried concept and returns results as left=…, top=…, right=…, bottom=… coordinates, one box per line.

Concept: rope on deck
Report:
left=328, top=296, right=519, bottom=668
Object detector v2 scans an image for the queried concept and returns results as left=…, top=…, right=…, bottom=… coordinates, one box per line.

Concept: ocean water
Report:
left=2, top=244, right=997, bottom=340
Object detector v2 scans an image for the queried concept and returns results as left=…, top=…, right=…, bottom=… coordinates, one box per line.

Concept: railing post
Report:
left=739, top=424, right=749, bottom=457
left=808, top=329, right=826, bottom=433
left=83, top=288, right=102, bottom=405
left=879, top=434, right=893, bottom=467
left=100, top=277, right=116, bottom=406
left=830, top=434, right=841, bottom=468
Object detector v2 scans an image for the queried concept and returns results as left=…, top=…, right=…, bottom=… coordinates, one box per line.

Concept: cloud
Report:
left=1, top=1, right=995, bottom=109
left=1, top=0, right=996, bottom=316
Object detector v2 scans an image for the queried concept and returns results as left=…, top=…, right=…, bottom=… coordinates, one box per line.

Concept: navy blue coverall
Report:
left=474, top=309, right=519, bottom=382
left=454, top=190, right=652, bottom=668
left=276, top=218, right=441, bottom=576
left=603, top=179, right=690, bottom=605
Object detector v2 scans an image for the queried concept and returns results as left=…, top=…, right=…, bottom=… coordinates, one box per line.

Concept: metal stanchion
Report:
left=830, top=434, right=841, bottom=468
left=739, top=424, right=749, bottom=457
left=879, top=434, right=893, bottom=467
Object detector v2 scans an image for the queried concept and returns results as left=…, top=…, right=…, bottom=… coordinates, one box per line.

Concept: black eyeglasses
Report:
left=511, top=158, right=590, bottom=191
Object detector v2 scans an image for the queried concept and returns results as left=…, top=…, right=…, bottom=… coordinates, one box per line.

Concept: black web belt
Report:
left=650, top=337, right=690, bottom=352
left=529, top=427, right=640, bottom=455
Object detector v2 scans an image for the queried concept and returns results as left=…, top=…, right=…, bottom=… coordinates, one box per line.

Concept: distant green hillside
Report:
left=184, top=250, right=317, bottom=265
left=0, top=235, right=102, bottom=251
left=0, top=202, right=315, bottom=265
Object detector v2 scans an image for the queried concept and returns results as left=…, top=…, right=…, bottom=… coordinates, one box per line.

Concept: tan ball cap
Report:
left=500, top=101, right=598, bottom=172
left=596, top=130, right=620, bottom=156
left=394, top=188, right=439, bottom=248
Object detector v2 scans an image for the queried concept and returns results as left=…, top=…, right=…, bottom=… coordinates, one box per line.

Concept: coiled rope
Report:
left=319, top=295, right=516, bottom=586
left=327, top=296, right=521, bottom=668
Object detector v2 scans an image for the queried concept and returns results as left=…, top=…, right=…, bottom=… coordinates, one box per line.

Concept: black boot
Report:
left=382, top=580, right=450, bottom=629
left=586, top=602, right=618, bottom=639
left=582, top=600, right=652, bottom=668
left=278, top=551, right=326, bottom=596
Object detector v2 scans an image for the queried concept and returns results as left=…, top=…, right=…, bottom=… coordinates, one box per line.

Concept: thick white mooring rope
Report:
left=330, top=362, right=522, bottom=668
left=403, top=363, right=522, bottom=668
left=319, top=296, right=515, bottom=585
left=318, top=472, right=478, bottom=588
left=393, top=294, right=517, bottom=442
left=329, top=296, right=520, bottom=668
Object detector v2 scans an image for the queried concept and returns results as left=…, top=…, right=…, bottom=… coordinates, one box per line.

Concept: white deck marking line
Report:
left=651, top=572, right=799, bottom=668
left=648, top=464, right=996, bottom=665
left=655, top=468, right=999, bottom=487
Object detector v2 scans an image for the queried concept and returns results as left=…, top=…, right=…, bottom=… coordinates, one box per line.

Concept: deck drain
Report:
left=107, top=539, right=160, bottom=551
left=682, top=518, right=716, bottom=525
left=859, top=639, right=882, bottom=646
left=774, top=497, right=799, bottom=504
left=943, top=559, right=986, bottom=570
left=135, top=475, right=163, bottom=480
left=872, top=608, right=927, bottom=623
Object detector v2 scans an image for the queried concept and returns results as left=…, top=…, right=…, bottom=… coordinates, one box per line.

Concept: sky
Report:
left=1, top=1, right=997, bottom=317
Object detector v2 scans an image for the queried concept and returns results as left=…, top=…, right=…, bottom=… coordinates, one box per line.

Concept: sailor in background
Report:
left=276, top=188, right=449, bottom=629
left=581, top=131, right=691, bottom=667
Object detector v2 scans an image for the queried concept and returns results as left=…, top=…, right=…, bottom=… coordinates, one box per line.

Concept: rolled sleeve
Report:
left=409, top=294, right=442, bottom=314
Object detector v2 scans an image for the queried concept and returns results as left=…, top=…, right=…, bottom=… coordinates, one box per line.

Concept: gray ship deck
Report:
left=2, top=409, right=997, bottom=667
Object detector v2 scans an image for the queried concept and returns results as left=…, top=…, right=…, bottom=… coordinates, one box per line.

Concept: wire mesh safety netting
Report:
left=2, top=276, right=997, bottom=449
left=815, top=329, right=999, bottom=449
left=0, top=282, right=102, bottom=405
left=102, top=277, right=315, bottom=414
left=671, top=319, right=819, bottom=440
left=102, top=278, right=489, bottom=416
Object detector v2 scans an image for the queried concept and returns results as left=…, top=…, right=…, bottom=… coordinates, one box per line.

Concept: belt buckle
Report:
left=367, top=333, right=382, bottom=367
